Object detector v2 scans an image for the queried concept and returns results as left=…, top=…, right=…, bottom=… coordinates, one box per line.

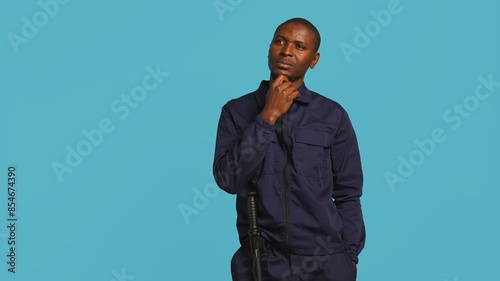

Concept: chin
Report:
left=272, top=69, right=292, bottom=78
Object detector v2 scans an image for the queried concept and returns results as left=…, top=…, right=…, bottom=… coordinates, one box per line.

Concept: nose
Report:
left=280, top=43, right=293, bottom=56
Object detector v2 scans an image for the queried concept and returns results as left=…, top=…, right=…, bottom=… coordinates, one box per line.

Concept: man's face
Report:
left=268, top=22, right=320, bottom=83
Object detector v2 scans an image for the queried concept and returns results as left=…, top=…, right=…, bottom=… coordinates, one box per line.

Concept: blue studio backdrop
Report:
left=1, top=0, right=499, bottom=280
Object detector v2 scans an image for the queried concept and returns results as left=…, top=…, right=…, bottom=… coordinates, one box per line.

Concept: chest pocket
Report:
left=294, top=128, right=334, bottom=178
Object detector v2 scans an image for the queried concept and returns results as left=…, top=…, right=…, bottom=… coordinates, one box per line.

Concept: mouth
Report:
left=275, top=60, right=293, bottom=69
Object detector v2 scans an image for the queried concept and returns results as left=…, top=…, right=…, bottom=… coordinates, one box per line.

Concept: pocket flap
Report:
left=295, top=128, right=333, bottom=147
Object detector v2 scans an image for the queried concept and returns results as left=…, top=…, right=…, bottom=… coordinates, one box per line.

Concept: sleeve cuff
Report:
left=255, top=114, right=277, bottom=131
left=348, top=250, right=359, bottom=264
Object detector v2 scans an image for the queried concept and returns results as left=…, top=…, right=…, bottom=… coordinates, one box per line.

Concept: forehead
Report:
left=274, top=23, right=315, bottom=42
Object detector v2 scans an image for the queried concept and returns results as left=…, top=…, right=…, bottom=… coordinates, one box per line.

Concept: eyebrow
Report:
left=275, top=34, right=308, bottom=46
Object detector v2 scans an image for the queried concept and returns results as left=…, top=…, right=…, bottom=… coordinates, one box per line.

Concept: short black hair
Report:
left=274, top=18, right=321, bottom=52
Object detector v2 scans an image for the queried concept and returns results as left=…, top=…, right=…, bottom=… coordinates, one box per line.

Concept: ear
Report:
left=309, top=52, right=320, bottom=69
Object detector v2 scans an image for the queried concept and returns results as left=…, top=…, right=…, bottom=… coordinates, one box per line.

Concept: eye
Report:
left=296, top=44, right=305, bottom=50
left=275, top=39, right=284, bottom=45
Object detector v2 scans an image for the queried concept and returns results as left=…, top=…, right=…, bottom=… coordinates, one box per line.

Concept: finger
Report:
left=274, top=75, right=289, bottom=86
left=276, top=82, right=289, bottom=96
left=282, top=89, right=299, bottom=103
left=280, top=83, right=298, bottom=97
left=279, top=85, right=292, bottom=98
left=290, top=89, right=300, bottom=99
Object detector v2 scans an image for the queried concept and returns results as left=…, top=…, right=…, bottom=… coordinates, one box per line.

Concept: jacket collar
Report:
left=254, top=80, right=312, bottom=110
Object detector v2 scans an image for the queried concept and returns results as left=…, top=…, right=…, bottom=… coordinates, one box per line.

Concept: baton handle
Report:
left=247, top=191, right=263, bottom=281
left=247, top=191, right=258, bottom=233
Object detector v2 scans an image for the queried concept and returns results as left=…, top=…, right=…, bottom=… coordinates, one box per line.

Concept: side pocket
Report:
left=343, top=251, right=357, bottom=279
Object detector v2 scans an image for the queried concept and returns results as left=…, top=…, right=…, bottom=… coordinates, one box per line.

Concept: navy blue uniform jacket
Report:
left=213, top=81, right=365, bottom=263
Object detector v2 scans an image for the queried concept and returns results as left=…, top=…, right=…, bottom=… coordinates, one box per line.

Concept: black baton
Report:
left=247, top=191, right=263, bottom=281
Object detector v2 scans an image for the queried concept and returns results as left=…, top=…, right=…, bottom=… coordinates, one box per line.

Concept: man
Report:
left=213, top=18, right=365, bottom=281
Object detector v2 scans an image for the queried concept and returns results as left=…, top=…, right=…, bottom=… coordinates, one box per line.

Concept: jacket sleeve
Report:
left=213, top=105, right=276, bottom=194
left=331, top=109, right=365, bottom=264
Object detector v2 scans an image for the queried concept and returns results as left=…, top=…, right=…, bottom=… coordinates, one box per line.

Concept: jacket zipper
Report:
left=281, top=113, right=291, bottom=252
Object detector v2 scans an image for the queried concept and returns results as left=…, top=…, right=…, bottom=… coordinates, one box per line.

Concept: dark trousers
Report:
left=231, top=243, right=357, bottom=281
